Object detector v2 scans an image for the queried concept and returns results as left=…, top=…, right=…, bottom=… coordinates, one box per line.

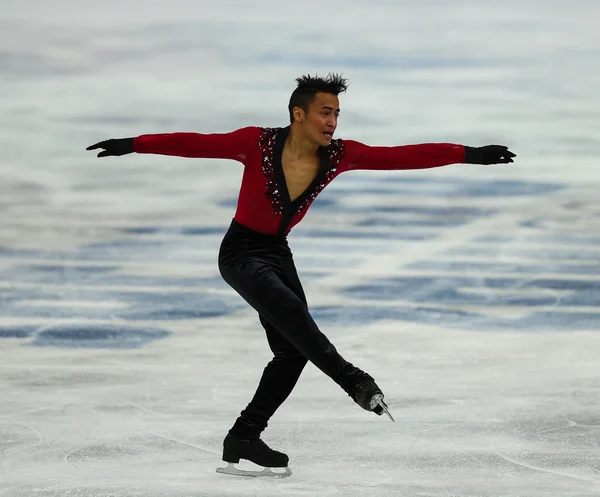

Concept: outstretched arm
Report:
left=342, top=140, right=515, bottom=171
left=86, top=126, right=260, bottom=163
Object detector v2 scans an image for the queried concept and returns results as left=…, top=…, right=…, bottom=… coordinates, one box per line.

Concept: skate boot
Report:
left=216, top=433, right=292, bottom=478
left=352, top=377, right=395, bottom=422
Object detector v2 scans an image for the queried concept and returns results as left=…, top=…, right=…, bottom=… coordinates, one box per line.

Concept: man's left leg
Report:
left=229, top=315, right=308, bottom=440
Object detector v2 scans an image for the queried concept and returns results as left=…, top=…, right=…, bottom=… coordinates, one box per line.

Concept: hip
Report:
left=219, top=219, right=292, bottom=268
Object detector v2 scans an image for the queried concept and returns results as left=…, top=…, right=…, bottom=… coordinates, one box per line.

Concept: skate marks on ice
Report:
left=291, top=401, right=600, bottom=490
left=2, top=173, right=600, bottom=497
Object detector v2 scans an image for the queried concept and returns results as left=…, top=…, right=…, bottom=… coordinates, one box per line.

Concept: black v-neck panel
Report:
left=272, top=127, right=329, bottom=206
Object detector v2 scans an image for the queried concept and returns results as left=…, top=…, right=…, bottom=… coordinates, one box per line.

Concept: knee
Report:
left=272, top=351, right=308, bottom=369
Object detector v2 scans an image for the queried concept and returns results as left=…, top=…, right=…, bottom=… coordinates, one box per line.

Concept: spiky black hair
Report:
left=288, top=73, right=348, bottom=123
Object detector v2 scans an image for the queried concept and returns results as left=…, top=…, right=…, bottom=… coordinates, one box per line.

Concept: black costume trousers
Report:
left=218, top=220, right=366, bottom=440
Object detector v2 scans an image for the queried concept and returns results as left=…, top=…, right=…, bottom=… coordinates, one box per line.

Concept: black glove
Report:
left=464, top=145, right=516, bottom=165
left=86, top=138, right=135, bottom=157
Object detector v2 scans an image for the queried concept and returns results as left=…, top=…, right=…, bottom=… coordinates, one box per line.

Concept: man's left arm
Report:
left=342, top=140, right=516, bottom=171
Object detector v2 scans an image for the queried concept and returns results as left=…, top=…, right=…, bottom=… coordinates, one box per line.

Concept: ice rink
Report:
left=2, top=1, right=600, bottom=495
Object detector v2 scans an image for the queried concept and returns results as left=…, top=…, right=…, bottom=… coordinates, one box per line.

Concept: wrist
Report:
left=463, top=146, right=480, bottom=164
left=121, top=137, right=135, bottom=154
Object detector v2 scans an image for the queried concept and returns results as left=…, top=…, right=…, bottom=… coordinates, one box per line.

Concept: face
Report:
left=294, top=92, right=340, bottom=146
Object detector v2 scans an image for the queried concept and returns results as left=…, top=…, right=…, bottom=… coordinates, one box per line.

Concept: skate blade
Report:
left=371, top=394, right=395, bottom=422
left=216, top=462, right=292, bottom=478
left=378, top=400, right=395, bottom=422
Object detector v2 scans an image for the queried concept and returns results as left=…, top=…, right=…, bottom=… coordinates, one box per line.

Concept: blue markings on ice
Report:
left=0, top=264, right=224, bottom=288
left=1, top=324, right=171, bottom=349
left=0, top=227, right=247, bottom=347
left=335, top=275, right=600, bottom=330
left=322, top=176, right=562, bottom=197
left=312, top=305, right=600, bottom=332
left=119, top=226, right=226, bottom=236
left=1, top=174, right=598, bottom=349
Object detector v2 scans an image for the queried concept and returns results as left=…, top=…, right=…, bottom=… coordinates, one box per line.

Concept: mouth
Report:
left=323, top=131, right=334, bottom=140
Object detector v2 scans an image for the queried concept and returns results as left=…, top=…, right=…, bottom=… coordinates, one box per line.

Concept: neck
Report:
left=285, top=123, right=319, bottom=160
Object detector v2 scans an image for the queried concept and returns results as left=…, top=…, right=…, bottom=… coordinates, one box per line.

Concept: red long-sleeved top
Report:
left=134, top=126, right=466, bottom=236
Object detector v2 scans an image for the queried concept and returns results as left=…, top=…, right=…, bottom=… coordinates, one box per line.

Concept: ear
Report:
left=293, top=106, right=305, bottom=123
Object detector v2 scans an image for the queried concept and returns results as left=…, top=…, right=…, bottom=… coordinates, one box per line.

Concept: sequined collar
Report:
left=258, top=126, right=345, bottom=216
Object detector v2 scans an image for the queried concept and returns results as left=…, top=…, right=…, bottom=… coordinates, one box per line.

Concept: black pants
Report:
left=218, top=219, right=367, bottom=440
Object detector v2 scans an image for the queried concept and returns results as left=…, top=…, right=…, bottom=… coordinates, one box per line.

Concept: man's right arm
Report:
left=87, top=126, right=260, bottom=163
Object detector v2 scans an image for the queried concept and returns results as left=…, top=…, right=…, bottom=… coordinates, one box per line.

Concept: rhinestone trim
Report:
left=258, top=127, right=283, bottom=215
left=295, top=139, right=344, bottom=214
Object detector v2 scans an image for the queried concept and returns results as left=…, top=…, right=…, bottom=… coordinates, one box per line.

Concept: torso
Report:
left=234, top=126, right=345, bottom=236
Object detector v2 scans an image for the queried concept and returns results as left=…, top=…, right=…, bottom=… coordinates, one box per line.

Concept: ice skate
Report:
left=216, top=433, right=292, bottom=478
left=352, top=377, right=395, bottom=422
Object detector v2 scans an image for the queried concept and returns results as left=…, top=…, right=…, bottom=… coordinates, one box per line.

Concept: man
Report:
left=87, top=73, right=516, bottom=477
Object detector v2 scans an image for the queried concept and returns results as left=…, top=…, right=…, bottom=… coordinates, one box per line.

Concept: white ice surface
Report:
left=2, top=1, right=600, bottom=495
